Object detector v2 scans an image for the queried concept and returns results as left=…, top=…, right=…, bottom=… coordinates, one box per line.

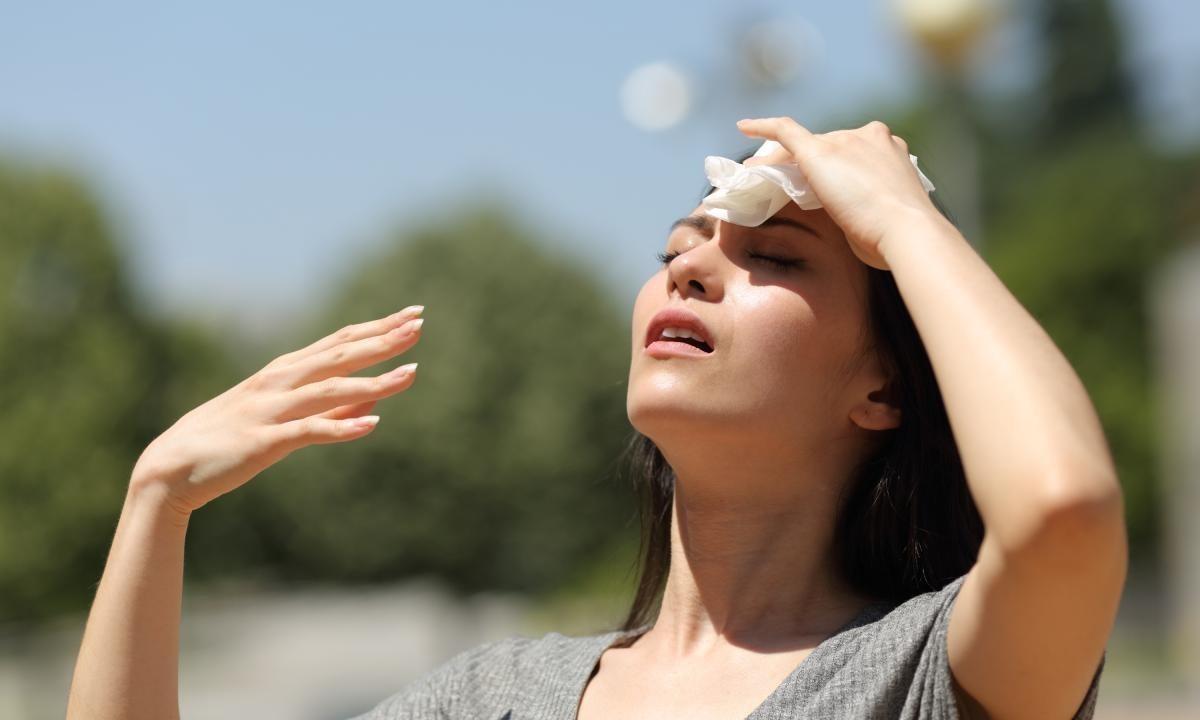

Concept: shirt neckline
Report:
left=744, top=600, right=892, bottom=718
left=570, top=599, right=893, bottom=720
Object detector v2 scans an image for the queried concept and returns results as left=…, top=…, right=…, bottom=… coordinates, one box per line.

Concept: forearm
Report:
left=67, top=480, right=190, bottom=720
left=879, top=209, right=1124, bottom=550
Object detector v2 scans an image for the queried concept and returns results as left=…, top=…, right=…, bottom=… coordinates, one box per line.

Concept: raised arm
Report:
left=66, top=306, right=425, bottom=719
left=734, top=116, right=1126, bottom=720
left=66, top=480, right=192, bottom=720
left=881, top=207, right=1124, bottom=719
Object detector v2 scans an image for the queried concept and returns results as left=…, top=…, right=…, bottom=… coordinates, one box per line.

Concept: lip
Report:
left=643, top=307, right=715, bottom=358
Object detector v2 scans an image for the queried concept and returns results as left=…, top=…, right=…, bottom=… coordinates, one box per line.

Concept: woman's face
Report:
left=626, top=198, right=890, bottom=454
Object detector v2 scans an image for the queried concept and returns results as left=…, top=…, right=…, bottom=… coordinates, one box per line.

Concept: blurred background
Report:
left=1, top=0, right=1198, bottom=717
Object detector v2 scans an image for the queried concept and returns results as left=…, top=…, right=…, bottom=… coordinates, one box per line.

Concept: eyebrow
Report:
left=668, top=214, right=715, bottom=237
left=667, top=213, right=822, bottom=240
left=758, top=215, right=823, bottom=239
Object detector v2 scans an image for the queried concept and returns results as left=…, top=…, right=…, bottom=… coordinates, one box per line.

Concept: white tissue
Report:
left=700, top=139, right=937, bottom=227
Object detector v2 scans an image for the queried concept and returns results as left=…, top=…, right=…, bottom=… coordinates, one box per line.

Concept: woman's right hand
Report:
left=130, top=304, right=425, bottom=518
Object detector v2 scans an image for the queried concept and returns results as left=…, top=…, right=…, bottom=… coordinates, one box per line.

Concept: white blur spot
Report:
left=889, top=0, right=1003, bottom=49
left=620, top=61, right=693, bottom=132
left=740, top=17, right=825, bottom=87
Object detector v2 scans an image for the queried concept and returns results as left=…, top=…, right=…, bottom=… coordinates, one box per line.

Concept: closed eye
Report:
left=746, top=251, right=803, bottom=269
left=656, top=249, right=803, bottom=269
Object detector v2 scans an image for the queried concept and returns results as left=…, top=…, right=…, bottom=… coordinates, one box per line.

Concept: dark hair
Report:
left=618, top=145, right=984, bottom=632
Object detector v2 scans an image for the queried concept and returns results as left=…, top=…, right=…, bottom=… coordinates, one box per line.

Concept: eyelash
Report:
left=655, top=249, right=802, bottom=269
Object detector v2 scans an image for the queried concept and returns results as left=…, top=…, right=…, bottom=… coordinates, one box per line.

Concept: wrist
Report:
left=878, top=205, right=962, bottom=262
left=126, top=475, right=193, bottom=528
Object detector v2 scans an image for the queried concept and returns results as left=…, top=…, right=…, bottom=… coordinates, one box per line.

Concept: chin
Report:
left=626, top=391, right=736, bottom=443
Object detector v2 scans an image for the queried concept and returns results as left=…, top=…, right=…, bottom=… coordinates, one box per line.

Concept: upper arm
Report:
left=946, top=494, right=1127, bottom=720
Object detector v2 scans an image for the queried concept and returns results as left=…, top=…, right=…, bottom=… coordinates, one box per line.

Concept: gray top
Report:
left=349, top=574, right=1103, bottom=719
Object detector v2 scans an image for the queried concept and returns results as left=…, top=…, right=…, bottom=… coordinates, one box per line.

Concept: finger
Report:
left=318, top=399, right=379, bottom=421
left=270, top=414, right=383, bottom=450
left=275, top=363, right=418, bottom=422
left=276, top=316, right=424, bottom=389
left=269, top=305, right=424, bottom=369
left=743, top=145, right=794, bottom=168
left=735, top=117, right=817, bottom=158
left=858, top=118, right=891, bottom=133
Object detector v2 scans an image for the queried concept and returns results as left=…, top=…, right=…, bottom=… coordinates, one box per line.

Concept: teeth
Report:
left=661, top=327, right=703, bottom=342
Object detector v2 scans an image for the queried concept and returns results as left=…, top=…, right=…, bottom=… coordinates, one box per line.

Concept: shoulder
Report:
left=814, top=575, right=967, bottom=659
left=826, top=574, right=1101, bottom=719
left=345, top=628, right=624, bottom=719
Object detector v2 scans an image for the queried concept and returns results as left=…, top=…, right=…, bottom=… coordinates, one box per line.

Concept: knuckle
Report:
left=868, top=119, right=890, bottom=135
left=296, top=416, right=318, bottom=438
left=270, top=353, right=297, bottom=369
left=334, top=325, right=356, bottom=343
left=317, top=377, right=341, bottom=398
left=246, top=369, right=273, bottom=391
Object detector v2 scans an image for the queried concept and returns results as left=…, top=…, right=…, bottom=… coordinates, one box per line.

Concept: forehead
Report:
left=678, top=201, right=843, bottom=242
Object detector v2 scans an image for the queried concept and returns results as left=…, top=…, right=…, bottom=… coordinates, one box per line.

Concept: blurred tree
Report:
left=185, top=200, right=638, bottom=597
left=0, top=159, right=240, bottom=623
left=980, top=0, right=1198, bottom=558
left=1035, top=0, right=1139, bottom=147
left=981, top=131, right=1198, bottom=557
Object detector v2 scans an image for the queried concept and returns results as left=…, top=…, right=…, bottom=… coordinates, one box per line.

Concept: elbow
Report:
left=1040, top=463, right=1126, bottom=536
left=1000, top=464, right=1128, bottom=573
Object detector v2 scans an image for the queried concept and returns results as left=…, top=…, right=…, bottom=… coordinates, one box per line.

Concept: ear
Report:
left=849, top=380, right=902, bottom=432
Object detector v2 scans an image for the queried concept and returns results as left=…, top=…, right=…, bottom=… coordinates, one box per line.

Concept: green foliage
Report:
left=1035, top=0, right=1139, bottom=146
left=983, top=129, right=1198, bottom=555
left=185, top=200, right=638, bottom=595
left=0, top=161, right=241, bottom=622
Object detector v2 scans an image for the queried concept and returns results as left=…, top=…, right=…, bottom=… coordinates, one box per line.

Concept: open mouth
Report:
left=644, top=309, right=716, bottom=357
left=655, top=327, right=713, bottom=353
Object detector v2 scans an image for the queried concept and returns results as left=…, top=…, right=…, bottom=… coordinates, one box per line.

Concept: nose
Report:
left=665, top=235, right=724, bottom=301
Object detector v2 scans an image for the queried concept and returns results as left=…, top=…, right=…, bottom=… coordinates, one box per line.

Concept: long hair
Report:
left=618, top=147, right=984, bottom=632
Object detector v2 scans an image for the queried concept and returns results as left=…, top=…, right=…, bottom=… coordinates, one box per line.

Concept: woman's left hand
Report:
left=736, top=116, right=942, bottom=270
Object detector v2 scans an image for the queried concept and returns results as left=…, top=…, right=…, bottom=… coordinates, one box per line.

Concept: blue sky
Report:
left=2, top=0, right=1196, bottom=336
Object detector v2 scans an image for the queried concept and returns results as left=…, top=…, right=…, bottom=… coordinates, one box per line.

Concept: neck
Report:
left=641, top=428, right=875, bottom=657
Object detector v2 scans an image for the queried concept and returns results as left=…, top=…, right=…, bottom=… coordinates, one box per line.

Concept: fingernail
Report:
left=352, top=415, right=380, bottom=428
left=408, top=318, right=424, bottom=333
left=394, top=304, right=424, bottom=320
left=389, top=362, right=418, bottom=377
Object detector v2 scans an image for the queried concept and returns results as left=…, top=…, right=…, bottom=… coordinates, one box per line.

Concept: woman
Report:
left=66, top=117, right=1126, bottom=719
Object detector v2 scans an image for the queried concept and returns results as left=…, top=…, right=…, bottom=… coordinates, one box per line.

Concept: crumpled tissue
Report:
left=700, top=139, right=937, bottom=227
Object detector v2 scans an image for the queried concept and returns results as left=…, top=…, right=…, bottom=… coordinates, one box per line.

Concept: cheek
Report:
left=629, top=275, right=661, bottom=350
left=730, top=287, right=815, bottom=364
left=728, top=284, right=857, bottom=399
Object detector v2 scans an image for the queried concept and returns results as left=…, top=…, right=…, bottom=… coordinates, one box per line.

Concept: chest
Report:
left=575, top=646, right=816, bottom=720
